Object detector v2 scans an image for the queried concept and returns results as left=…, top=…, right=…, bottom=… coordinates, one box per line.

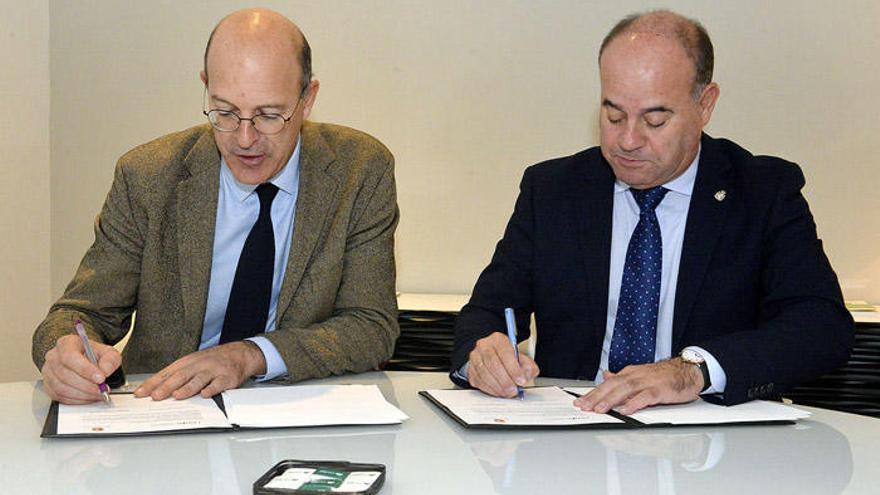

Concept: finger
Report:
left=575, top=373, right=627, bottom=413
left=479, top=333, right=522, bottom=395
left=518, top=354, right=540, bottom=381
left=595, top=370, right=649, bottom=413
left=471, top=358, right=507, bottom=397
left=93, top=344, right=122, bottom=377
left=482, top=351, right=519, bottom=398
left=616, top=389, right=658, bottom=416
left=55, top=363, right=105, bottom=400
left=498, top=345, right=527, bottom=387
left=468, top=342, right=504, bottom=396
left=574, top=385, right=602, bottom=411
left=57, top=339, right=105, bottom=384
left=135, top=360, right=187, bottom=399
left=43, top=364, right=102, bottom=404
left=200, top=375, right=233, bottom=398
left=172, top=372, right=211, bottom=400
left=134, top=370, right=165, bottom=397
left=150, top=368, right=196, bottom=401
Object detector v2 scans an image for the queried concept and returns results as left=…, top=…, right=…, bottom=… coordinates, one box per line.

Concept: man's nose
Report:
left=236, top=120, right=259, bottom=148
left=619, top=123, right=645, bottom=152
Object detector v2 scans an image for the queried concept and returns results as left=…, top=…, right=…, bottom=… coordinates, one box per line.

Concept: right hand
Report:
left=41, top=334, right=122, bottom=404
left=468, top=332, right=539, bottom=397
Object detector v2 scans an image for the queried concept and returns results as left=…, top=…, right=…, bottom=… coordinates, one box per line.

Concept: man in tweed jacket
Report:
left=33, top=9, right=399, bottom=404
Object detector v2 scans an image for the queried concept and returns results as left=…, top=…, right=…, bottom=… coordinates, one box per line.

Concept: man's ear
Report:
left=698, top=82, right=720, bottom=126
left=301, top=79, right=320, bottom=120
left=200, top=70, right=208, bottom=86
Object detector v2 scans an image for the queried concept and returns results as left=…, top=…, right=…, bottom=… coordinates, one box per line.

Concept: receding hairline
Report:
left=202, top=9, right=312, bottom=90
left=598, top=10, right=714, bottom=94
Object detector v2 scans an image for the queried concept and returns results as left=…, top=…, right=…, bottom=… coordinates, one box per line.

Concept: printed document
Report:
left=57, top=394, right=230, bottom=435
left=423, top=387, right=624, bottom=426
left=51, top=384, right=407, bottom=436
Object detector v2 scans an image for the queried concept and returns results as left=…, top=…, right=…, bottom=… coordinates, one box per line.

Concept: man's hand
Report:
left=134, top=341, right=266, bottom=401
left=574, top=358, right=703, bottom=415
left=41, top=334, right=122, bottom=405
left=468, top=332, right=539, bottom=398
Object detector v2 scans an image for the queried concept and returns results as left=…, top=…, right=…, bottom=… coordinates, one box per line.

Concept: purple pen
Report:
left=74, top=319, right=113, bottom=406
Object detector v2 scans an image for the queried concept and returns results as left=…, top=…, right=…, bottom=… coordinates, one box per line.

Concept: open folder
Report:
left=42, top=384, right=408, bottom=438
left=420, top=386, right=810, bottom=429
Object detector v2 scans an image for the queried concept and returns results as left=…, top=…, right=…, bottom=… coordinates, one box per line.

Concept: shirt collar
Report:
left=614, top=144, right=701, bottom=197
left=220, top=134, right=302, bottom=202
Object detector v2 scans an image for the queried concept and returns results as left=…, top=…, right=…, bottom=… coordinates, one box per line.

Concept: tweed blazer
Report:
left=33, top=122, right=400, bottom=382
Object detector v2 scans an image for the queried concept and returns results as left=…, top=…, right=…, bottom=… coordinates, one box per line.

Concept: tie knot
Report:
left=255, top=183, right=279, bottom=208
left=630, top=186, right=668, bottom=213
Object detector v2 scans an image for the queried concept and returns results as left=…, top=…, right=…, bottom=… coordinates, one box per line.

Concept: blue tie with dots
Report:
left=608, top=186, right=669, bottom=373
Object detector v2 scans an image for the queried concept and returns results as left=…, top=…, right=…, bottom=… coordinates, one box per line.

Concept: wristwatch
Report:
left=680, top=348, right=711, bottom=393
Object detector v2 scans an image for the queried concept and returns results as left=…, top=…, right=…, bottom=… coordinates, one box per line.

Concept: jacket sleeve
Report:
left=32, top=160, right=143, bottom=370
left=699, top=161, right=854, bottom=404
left=450, top=166, right=536, bottom=382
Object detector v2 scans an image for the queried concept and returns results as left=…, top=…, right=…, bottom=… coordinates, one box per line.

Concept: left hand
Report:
left=573, top=358, right=703, bottom=416
left=134, top=341, right=266, bottom=400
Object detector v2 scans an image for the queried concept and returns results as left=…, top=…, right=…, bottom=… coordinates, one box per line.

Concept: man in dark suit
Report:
left=452, top=10, right=852, bottom=413
left=34, top=9, right=399, bottom=404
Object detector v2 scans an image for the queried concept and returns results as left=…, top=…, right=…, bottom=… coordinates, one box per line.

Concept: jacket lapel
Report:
left=575, top=153, right=615, bottom=344
left=672, top=134, right=733, bottom=349
left=176, top=127, right=221, bottom=350
left=275, top=123, right=340, bottom=320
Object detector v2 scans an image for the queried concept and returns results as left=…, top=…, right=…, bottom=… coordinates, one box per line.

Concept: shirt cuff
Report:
left=685, top=345, right=727, bottom=394
left=452, top=362, right=470, bottom=383
left=246, top=336, right=288, bottom=382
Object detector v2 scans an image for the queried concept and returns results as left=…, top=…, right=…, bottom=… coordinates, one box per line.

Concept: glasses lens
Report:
left=208, top=110, right=240, bottom=132
left=253, top=114, right=286, bottom=135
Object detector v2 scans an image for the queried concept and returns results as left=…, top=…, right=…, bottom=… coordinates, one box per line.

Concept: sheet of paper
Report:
left=221, top=384, right=408, bottom=428
left=628, top=399, right=810, bottom=425
left=563, top=387, right=810, bottom=425
left=57, top=395, right=232, bottom=435
left=425, top=387, right=624, bottom=426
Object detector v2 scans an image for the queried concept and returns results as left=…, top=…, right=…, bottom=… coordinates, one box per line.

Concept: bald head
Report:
left=599, top=10, right=713, bottom=97
left=203, top=8, right=311, bottom=93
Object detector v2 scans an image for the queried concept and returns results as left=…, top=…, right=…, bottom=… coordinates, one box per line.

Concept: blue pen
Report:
left=503, top=308, right=525, bottom=400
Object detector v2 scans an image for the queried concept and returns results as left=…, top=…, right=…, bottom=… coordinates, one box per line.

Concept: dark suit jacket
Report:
left=452, top=134, right=853, bottom=405
left=33, top=122, right=400, bottom=382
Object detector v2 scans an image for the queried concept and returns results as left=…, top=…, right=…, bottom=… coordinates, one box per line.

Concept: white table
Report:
left=2, top=371, right=878, bottom=494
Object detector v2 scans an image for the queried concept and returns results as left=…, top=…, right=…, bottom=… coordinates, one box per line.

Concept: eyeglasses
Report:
left=202, top=90, right=305, bottom=135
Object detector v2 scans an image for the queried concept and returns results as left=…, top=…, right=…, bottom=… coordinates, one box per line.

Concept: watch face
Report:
left=681, top=349, right=705, bottom=364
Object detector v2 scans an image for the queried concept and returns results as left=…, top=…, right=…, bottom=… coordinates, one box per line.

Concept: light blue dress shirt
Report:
left=199, top=137, right=301, bottom=381
left=597, top=149, right=727, bottom=393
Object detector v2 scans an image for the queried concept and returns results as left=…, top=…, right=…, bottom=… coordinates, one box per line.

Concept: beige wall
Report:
left=5, top=1, right=879, bottom=381
left=0, top=0, right=49, bottom=382
left=48, top=0, right=880, bottom=303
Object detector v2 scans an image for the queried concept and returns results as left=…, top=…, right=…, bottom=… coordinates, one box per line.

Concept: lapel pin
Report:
left=714, top=190, right=727, bottom=202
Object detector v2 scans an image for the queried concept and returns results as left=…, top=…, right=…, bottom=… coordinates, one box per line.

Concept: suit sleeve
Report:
left=263, top=152, right=400, bottom=382
left=32, top=161, right=143, bottom=369
left=698, top=162, right=853, bottom=404
left=450, top=167, right=536, bottom=385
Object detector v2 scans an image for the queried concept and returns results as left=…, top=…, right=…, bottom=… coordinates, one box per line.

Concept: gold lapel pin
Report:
left=714, top=190, right=727, bottom=202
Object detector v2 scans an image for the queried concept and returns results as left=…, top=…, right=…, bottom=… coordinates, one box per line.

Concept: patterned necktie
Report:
left=219, top=182, right=279, bottom=344
left=608, top=186, right=669, bottom=373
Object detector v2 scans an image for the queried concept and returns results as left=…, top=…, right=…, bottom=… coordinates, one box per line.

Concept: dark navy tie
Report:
left=608, top=186, right=669, bottom=373
left=220, top=183, right=279, bottom=344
